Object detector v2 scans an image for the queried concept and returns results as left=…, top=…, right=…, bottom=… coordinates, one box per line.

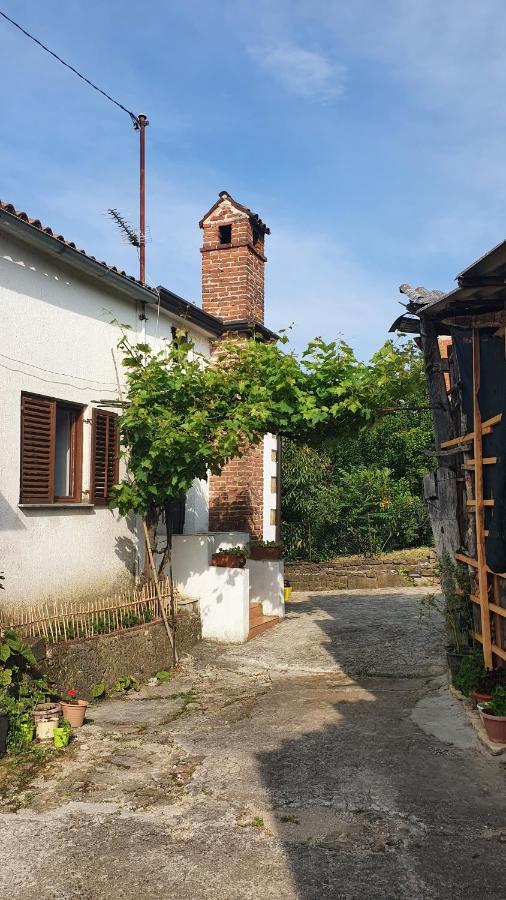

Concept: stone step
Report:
left=248, top=614, right=279, bottom=640
left=249, top=602, right=264, bottom=624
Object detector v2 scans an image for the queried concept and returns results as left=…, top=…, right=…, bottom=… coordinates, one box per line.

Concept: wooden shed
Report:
left=391, top=245, right=506, bottom=670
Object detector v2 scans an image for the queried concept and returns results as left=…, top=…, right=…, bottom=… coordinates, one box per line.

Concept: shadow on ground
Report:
left=252, top=591, right=506, bottom=900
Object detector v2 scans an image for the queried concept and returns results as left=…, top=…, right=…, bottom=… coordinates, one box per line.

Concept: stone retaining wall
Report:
left=285, top=551, right=438, bottom=592
left=40, top=605, right=201, bottom=700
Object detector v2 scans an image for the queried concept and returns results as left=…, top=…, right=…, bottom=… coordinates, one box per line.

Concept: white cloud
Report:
left=251, top=43, right=346, bottom=100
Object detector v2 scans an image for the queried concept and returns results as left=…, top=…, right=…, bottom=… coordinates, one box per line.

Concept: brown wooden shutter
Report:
left=20, top=394, right=56, bottom=504
left=91, top=410, right=119, bottom=505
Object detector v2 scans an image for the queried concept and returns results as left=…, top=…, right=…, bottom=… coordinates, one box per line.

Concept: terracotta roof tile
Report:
left=0, top=198, right=155, bottom=294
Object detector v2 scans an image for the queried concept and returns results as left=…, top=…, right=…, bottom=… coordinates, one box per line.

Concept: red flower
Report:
left=68, top=689, right=77, bottom=698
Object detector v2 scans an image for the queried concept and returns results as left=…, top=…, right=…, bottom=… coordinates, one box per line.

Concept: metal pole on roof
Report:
left=136, top=113, right=149, bottom=284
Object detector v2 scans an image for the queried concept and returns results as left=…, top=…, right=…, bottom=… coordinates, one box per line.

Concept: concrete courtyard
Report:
left=0, top=587, right=504, bottom=899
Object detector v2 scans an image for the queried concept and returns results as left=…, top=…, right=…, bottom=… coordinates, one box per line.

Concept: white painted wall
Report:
left=172, top=532, right=249, bottom=600
left=263, top=433, right=279, bottom=541
left=0, top=231, right=211, bottom=607
left=246, top=560, right=285, bottom=618
left=172, top=532, right=250, bottom=642
left=198, top=566, right=250, bottom=643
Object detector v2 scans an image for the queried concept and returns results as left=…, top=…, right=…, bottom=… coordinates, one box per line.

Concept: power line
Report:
left=0, top=9, right=139, bottom=127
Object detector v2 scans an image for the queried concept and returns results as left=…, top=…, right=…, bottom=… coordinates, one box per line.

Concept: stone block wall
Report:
left=285, top=550, right=438, bottom=592
left=40, top=605, right=201, bottom=700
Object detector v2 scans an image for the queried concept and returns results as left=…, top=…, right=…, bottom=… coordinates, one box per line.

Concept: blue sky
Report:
left=2, top=1, right=506, bottom=359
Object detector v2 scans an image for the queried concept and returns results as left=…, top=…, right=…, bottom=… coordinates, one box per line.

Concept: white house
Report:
left=0, top=192, right=282, bottom=624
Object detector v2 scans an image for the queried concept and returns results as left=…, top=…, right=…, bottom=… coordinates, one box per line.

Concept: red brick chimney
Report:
left=200, top=192, right=274, bottom=539
left=200, top=190, right=270, bottom=325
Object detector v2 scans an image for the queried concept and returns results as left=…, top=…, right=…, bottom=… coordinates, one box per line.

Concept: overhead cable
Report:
left=0, top=9, right=139, bottom=126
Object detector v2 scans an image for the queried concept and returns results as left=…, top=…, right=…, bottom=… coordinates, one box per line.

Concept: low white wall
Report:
left=246, top=560, right=285, bottom=618
left=198, top=566, right=250, bottom=643
left=172, top=532, right=250, bottom=644
left=171, top=532, right=249, bottom=600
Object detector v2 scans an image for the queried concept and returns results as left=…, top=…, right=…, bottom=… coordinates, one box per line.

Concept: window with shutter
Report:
left=20, top=393, right=83, bottom=504
left=90, top=409, right=119, bottom=505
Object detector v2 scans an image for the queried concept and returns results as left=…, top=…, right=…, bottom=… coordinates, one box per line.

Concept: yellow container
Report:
left=284, top=586, right=292, bottom=601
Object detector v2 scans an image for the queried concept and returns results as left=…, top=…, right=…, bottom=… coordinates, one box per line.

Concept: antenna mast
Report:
left=135, top=113, right=149, bottom=283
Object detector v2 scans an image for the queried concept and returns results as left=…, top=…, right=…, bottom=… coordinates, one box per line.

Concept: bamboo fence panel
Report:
left=0, top=577, right=177, bottom=644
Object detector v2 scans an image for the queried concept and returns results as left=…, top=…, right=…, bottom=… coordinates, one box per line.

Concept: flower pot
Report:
left=19, top=721, right=35, bottom=748
left=471, top=690, right=493, bottom=705
left=249, top=546, right=283, bottom=561
left=446, top=647, right=469, bottom=677
left=32, top=702, right=61, bottom=740
left=35, top=716, right=59, bottom=741
left=60, top=700, right=88, bottom=728
left=53, top=727, right=71, bottom=749
left=479, top=707, right=506, bottom=744
left=211, top=553, right=246, bottom=569
left=0, top=711, right=8, bottom=758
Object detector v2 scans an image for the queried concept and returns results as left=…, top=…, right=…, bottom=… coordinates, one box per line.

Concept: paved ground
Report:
left=0, top=588, right=504, bottom=900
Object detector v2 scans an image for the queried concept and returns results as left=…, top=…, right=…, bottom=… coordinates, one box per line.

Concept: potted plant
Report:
left=471, top=668, right=506, bottom=704
left=53, top=719, right=72, bottom=749
left=211, top=546, right=247, bottom=568
left=479, top=686, right=506, bottom=743
left=32, top=702, right=61, bottom=741
left=248, top=540, right=284, bottom=561
left=60, top=689, right=88, bottom=728
left=418, top=557, right=472, bottom=675
left=453, top=648, right=485, bottom=697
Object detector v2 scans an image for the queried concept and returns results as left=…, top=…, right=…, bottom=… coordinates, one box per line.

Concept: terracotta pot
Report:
left=480, top=707, right=506, bottom=744
left=32, top=702, right=61, bottom=722
left=60, top=700, right=88, bottom=728
left=249, top=546, right=283, bottom=561
left=471, top=690, right=493, bottom=705
left=211, top=553, right=246, bottom=569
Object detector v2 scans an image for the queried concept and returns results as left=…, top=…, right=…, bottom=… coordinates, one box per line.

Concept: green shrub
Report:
left=453, top=649, right=485, bottom=696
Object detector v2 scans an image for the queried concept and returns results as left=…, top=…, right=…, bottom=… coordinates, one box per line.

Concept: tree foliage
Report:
left=282, top=339, right=434, bottom=559
left=111, top=330, right=380, bottom=521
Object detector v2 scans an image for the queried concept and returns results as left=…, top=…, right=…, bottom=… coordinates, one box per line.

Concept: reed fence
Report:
left=0, top=578, right=176, bottom=644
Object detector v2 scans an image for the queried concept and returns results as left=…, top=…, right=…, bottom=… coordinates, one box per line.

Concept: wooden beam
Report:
left=455, top=552, right=478, bottom=568
left=472, top=328, right=493, bottom=669
left=471, top=631, right=506, bottom=662
left=462, top=457, right=498, bottom=469
left=441, top=431, right=474, bottom=449
left=440, top=415, right=500, bottom=450
left=482, top=413, right=502, bottom=429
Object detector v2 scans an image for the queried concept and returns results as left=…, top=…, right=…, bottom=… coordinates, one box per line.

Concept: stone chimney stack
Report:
left=200, top=190, right=270, bottom=324
left=199, top=192, right=278, bottom=540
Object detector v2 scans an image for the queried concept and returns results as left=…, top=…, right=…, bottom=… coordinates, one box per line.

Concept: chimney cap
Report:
left=199, top=191, right=270, bottom=235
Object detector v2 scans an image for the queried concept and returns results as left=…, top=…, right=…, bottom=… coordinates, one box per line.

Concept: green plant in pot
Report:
left=479, top=686, right=506, bottom=744
left=452, top=648, right=486, bottom=697
left=418, top=555, right=472, bottom=675
left=248, top=540, right=284, bottom=561
left=0, top=628, right=56, bottom=750
left=60, top=689, right=88, bottom=728
left=211, top=546, right=248, bottom=568
left=53, top=719, right=72, bottom=749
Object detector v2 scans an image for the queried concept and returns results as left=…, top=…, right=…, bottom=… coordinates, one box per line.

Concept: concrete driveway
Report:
left=0, top=588, right=504, bottom=900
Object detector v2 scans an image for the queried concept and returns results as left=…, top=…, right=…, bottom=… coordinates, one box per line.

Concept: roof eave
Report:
left=0, top=207, right=157, bottom=305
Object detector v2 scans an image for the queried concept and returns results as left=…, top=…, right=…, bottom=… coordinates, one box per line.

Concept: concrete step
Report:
left=248, top=614, right=279, bottom=640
